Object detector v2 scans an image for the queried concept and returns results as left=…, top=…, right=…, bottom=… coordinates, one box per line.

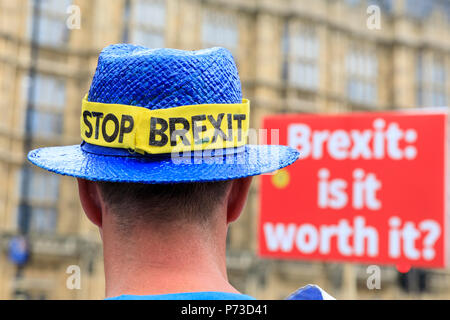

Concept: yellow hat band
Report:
left=80, top=96, right=250, bottom=155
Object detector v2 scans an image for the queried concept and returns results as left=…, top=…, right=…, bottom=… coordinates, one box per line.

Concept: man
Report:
left=28, top=44, right=330, bottom=300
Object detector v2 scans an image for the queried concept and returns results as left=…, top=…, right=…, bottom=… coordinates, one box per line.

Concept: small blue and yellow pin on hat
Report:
left=28, top=44, right=299, bottom=183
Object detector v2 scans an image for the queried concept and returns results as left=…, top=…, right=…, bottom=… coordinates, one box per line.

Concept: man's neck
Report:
left=102, top=219, right=238, bottom=298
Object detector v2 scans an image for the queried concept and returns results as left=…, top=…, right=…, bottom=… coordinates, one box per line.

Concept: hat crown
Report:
left=87, top=44, right=242, bottom=109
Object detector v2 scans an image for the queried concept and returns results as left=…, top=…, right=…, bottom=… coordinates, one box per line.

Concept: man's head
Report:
left=76, top=177, right=253, bottom=296
left=77, top=177, right=253, bottom=237
left=27, top=45, right=299, bottom=295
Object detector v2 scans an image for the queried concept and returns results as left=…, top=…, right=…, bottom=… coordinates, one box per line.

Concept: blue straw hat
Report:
left=28, top=44, right=299, bottom=183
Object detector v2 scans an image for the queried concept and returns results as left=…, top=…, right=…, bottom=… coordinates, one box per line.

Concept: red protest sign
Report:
left=259, top=111, right=447, bottom=268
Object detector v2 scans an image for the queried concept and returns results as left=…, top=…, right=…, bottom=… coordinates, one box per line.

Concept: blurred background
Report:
left=0, top=0, right=449, bottom=300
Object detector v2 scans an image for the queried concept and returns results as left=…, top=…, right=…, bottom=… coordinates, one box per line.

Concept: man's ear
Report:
left=226, top=177, right=253, bottom=224
left=77, top=178, right=104, bottom=228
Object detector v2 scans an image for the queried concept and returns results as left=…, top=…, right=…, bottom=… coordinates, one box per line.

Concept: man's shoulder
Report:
left=106, top=291, right=256, bottom=300
left=106, top=285, right=335, bottom=300
left=286, top=284, right=336, bottom=300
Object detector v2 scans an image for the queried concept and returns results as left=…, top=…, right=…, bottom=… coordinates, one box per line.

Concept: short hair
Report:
left=96, top=181, right=231, bottom=231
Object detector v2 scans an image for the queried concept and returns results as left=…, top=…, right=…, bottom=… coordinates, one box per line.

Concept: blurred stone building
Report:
left=0, top=0, right=449, bottom=299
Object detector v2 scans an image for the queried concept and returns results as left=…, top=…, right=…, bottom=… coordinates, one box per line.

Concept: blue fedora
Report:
left=27, top=44, right=299, bottom=183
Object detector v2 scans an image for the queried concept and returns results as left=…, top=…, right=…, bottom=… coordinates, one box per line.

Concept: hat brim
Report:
left=27, top=144, right=299, bottom=183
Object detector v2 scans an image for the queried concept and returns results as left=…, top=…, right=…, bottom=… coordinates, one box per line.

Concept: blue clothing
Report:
left=107, top=292, right=256, bottom=300
left=286, top=285, right=335, bottom=300
left=106, top=285, right=335, bottom=300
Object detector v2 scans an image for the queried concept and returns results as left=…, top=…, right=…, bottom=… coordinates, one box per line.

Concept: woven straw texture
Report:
left=27, top=44, right=300, bottom=183
left=28, top=144, right=299, bottom=183
left=87, top=44, right=242, bottom=108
